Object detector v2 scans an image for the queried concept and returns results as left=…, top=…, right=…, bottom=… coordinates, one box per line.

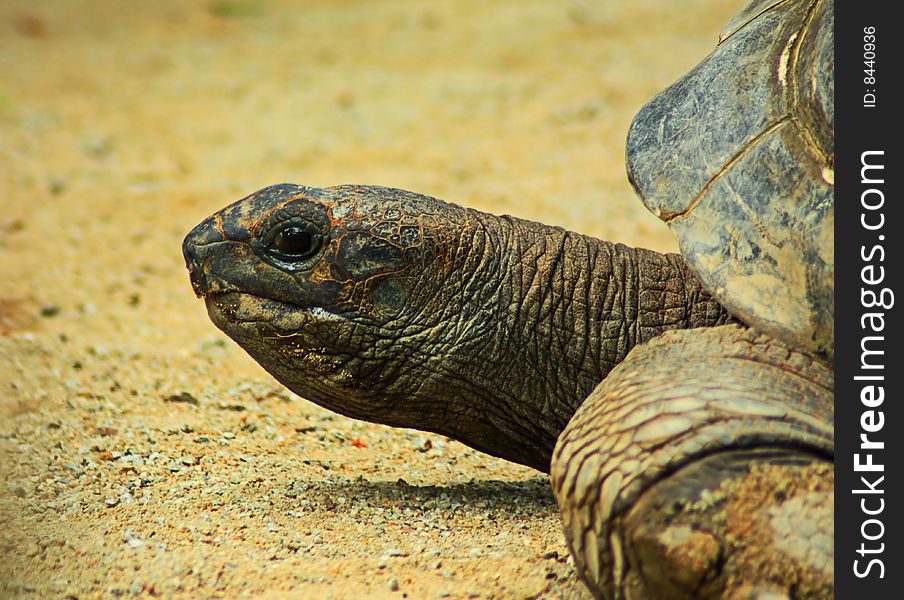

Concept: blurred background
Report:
left=1, top=1, right=736, bottom=597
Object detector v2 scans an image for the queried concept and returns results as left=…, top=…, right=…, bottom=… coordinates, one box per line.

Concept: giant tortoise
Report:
left=182, top=0, right=834, bottom=597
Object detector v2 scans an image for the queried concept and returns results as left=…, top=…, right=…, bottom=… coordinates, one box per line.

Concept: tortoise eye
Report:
left=269, top=226, right=319, bottom=261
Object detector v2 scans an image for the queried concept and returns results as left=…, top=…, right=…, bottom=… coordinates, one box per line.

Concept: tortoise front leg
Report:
left=551, top=325, right=834, bottom=599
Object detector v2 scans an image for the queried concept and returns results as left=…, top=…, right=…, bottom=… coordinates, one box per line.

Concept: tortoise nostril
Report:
left=182, top=233, right=198, bottom=267
left=183, top=217, right=220, bottom=255
left=183, top=217, right=224, bottom=297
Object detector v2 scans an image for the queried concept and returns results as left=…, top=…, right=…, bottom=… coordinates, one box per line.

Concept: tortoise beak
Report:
left=182, top=216, right=223, bottom=298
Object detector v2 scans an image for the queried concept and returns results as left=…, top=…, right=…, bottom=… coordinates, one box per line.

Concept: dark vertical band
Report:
left=836, top=0, right=903, bottom=595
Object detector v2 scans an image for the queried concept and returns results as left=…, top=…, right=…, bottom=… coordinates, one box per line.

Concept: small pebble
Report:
left=40, top=305, right=60, bottom=317
left=164, top=392, right=199, bottom=405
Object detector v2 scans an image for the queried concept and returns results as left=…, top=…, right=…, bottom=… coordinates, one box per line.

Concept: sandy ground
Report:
left=1, top=1, right=737, bottom=598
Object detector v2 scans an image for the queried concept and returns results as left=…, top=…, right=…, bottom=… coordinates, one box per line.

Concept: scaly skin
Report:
left=183, top=184, right=833, bottom=598
left=183, top=183, right=732, bottom=472
left=551, top=325, right=833, bottom=599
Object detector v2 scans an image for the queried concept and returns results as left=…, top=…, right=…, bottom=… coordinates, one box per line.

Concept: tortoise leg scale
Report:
left=551, top=325, right=833, bottom=599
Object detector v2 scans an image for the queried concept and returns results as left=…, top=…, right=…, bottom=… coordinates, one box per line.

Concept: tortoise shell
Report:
left=626, top=0, right=834, bottom=355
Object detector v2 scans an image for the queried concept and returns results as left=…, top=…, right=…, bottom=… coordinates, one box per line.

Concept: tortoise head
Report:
left=182, top=184, right=506, bottom=435
left=182, top=183, right=733, bottom=471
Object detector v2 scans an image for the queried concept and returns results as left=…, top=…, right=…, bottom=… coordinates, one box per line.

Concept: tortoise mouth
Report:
left=205, top=291, right=344, bottom=333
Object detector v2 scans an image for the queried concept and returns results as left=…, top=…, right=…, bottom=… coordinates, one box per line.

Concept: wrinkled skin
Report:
left=183, top=0, right=838, bottom=594
left=183, top=183, right=732, bottom=472
left=184, top=183, right=833, bottom=598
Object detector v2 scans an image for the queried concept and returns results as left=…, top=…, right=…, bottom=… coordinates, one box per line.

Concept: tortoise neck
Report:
left=432, top=210, right=735, bottom=472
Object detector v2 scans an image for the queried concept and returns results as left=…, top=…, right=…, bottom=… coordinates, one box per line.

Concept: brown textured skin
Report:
left=183, top=186, right=833, bottom=598
left=183, top=184, right=733, bottom=472
left=551, top=325, right=833, bottom=599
